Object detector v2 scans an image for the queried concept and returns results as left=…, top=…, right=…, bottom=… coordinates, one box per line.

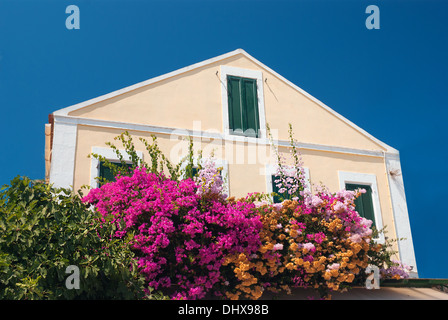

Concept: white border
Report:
left=220, top=65, right=267, bottom=142
left=90, top=147, right=143, bottom=188
left=338, top=171, right=385, bottom=244
left=385, top=153, right=418, bottom=276
left=49, top=121, right=78, bottom=189
left=265, top=164, right=311, bottom=202
left=52, top=115, right=388, bottom=159
left=50, top=114, right=397, bottom=194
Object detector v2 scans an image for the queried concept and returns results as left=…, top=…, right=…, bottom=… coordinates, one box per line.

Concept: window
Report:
left=98, top=161, right=132, bottom=186
left=271, top=175, right=289, bottom=203
left=227, top=75, right=260, bottom=138
left=338, top=171, right=384, bottom=243
left=266, top=164, right=311, bottom=203
left=90, top=147, right=143, bottom=189
left=220, top=66, right=266, bottom=140
left=345, top=183, right=376, bottom=228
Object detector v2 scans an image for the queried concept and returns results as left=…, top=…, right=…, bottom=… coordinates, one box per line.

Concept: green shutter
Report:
left=227, top=76, right=259, bottom=138
left=345, top=183, right=376, bottom=228
left=242, top=78, right=259, bottom=138
left=99, top=162, right=115, bottom=184
left=228, top=76, right=244, bottom=134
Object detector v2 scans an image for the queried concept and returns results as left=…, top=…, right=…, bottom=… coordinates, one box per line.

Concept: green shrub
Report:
left=0, top=176, right=152, bottom=300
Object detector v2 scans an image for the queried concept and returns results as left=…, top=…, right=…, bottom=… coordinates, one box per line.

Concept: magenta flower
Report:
left=83, top=166, right=262, bottom=300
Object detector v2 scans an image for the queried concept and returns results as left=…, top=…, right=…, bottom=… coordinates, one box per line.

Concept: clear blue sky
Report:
left=1, top=0, right=447, bottom=278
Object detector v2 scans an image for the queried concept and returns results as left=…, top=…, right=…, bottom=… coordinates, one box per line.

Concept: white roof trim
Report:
left=53, top=49, right=246, bottom=117
left=53, top=114, right=388, bottom=158
left=52, top=48, right=398, bottom=154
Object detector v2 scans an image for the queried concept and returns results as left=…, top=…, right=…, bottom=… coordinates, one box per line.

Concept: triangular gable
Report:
left=52, top=49, right=398, bottom=154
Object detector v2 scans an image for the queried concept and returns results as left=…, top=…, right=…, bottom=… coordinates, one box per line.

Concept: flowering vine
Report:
left=83, top=127, right=411, bottom=300
left=83, top=168, right=262, bottom=300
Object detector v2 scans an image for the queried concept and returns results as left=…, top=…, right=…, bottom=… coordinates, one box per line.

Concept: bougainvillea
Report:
left=82, top=128, right=411, bottom=300
left=194, top=158, right=227, bottom=200
left=380, top=260, right=411, bottom=280
left=83, top=167, right=262, bottom=300
left=220, top=186, right=379, bottom=299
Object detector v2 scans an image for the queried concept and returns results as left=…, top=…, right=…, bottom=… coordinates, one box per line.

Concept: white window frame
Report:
left=265, top=164, right=311, bottom=202
left=338, top=171, right=385, bottom=243
left=220, top=65, right=267, bottom=142
left=90, top=147, right=143, bottom=188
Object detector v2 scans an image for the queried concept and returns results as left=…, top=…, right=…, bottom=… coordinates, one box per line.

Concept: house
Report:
left=44, top=49, right=418, bottom=277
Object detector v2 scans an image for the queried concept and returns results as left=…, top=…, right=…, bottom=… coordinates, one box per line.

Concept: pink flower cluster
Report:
left=83, top=167, right=262, bottom=300
left=82, top=157, right=409, bottom=299
left=194, top=158, right=227, bottom=199
left=302, top=187, right=373, bottom=243
left=381, top=259, right=412, bottom=279
left=273, top=163, right=307, bottom=197
left=306, top=232, right=326, bottom=244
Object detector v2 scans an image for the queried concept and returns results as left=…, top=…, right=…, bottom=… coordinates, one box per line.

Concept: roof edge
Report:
left=237, top=50, right=398, bottom=154
left=53, top=49, right=247, bottom=117
left=52, top=48, right=398, bottom=154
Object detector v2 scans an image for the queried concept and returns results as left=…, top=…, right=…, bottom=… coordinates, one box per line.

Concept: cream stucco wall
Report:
left=72, top=124, right=399, bottom=257
left=49, top=49, right=415, bottom=271
left=73, top=125, right=395, bottom=235
left=68, top=51, right=397, bottom=241
left=296, top=148, right=396, bottom=239
left=68, top=54, right=385, bottom=152
left=74, top=125, right=275, bottom=196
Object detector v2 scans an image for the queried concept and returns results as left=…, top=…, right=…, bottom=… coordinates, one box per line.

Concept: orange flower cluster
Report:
left=222, top=253, right=264, bottom=300
left=222, top=197, right=377, bottom=299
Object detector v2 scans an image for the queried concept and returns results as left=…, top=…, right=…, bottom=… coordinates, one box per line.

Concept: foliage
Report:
left=366, top=227, right=411, bottom=280
left=81, top=126, right=410, bottom=300
left=1, top=124, right=410, bottom=300
left=0, top=176, right=150, bottom=300
left=89, top=131, right=196, bottom=186
left=266, top=123, right=307, bottom=202
left=82, top=167, right=262, bottom=300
